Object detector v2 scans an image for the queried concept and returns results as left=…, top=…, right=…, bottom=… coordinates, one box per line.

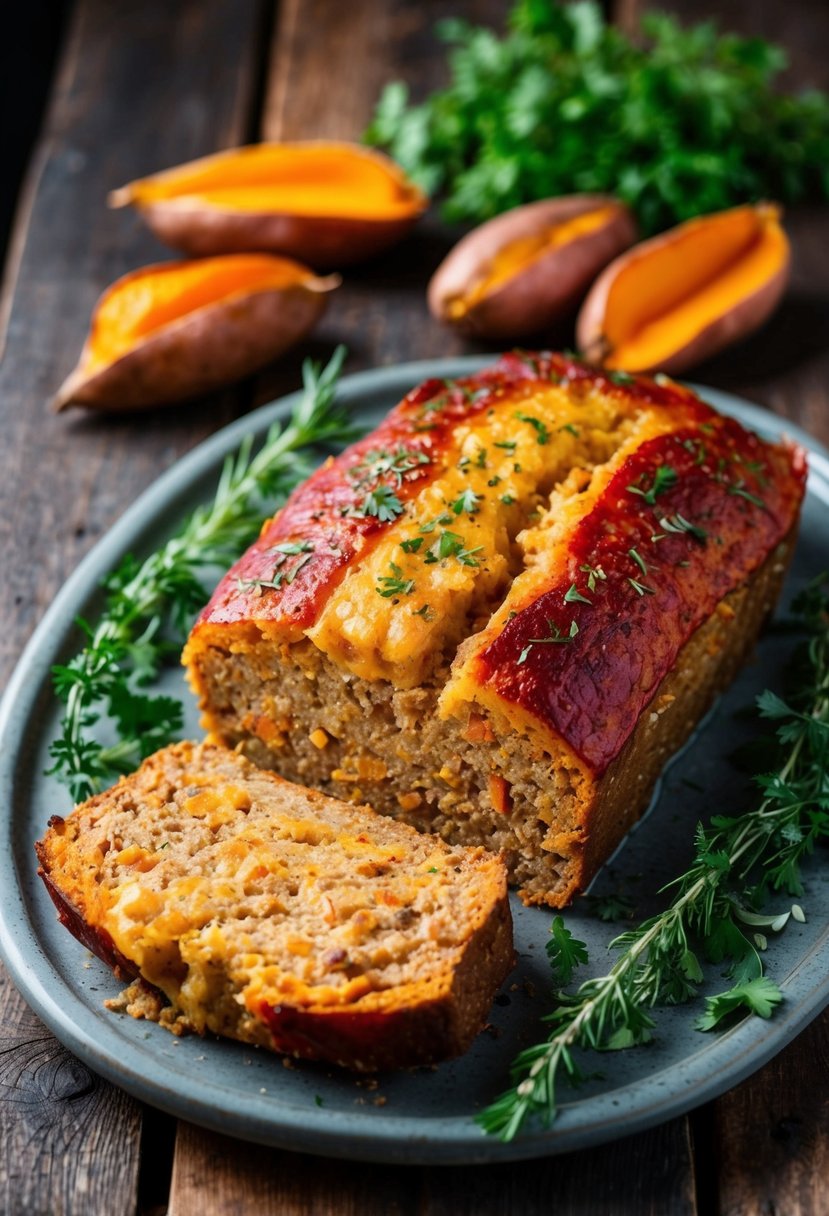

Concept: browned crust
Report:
left=550, top=528, right=797, bottom=904
left=34, top=744, right=514, bottom=1071
left=54, top=279, right=333, bottom=412
left=258, top=888, right=514, bottom=1070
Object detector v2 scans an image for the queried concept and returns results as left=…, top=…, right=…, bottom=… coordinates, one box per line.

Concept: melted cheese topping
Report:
left=306, top=380, right=669, bottom=688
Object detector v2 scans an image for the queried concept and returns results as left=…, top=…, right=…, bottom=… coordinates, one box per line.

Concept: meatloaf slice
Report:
left=36, top=741, right=513, bottom=1071
left=183, top=353, right=807, bottom=906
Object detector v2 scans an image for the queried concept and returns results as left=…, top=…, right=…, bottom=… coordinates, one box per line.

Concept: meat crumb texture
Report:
left=36, top=741, right=514, bottom=1071
left=184, top=353, right=806, bottom=906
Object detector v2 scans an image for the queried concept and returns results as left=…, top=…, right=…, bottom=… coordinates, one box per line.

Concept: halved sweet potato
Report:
left=576, top=203, right=790, bottom=375
left=110, top=142, right=428, bottom=268
left=55, top=254, right=337, bottom=412
left=428, top=196, right=636, bottom=340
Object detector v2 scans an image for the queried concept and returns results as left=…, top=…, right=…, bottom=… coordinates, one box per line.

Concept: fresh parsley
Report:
left=376, top=562, right=415, bottom=598
left=546, top=916, right=589, bottom=988
left=366, top=0, right=829, bottom=234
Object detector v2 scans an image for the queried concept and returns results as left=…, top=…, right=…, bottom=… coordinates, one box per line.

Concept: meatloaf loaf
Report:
left=183, top=352, right=807, bottom=906
left=36, top=741, right=513, bottom=1071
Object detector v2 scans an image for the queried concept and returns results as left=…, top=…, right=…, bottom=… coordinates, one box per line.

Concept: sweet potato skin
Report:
left=428, top=195, right=637, bottom=340
left=55, top=274, right=335, bottom=412
left=110, top=142, right=429, bottom=269
left=139, top=205, right=421, bottom=269
left=576, top=207, right=790, bottom=375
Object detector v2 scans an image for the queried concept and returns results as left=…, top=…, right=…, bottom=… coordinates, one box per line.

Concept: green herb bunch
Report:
left=48, top=348, right=356, bottom=803
left=366, top=0, right=829, bottom=234
left=480, top=574, right=829, bottom=1141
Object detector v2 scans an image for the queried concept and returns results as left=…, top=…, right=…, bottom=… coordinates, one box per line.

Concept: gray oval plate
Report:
left=1, top=358, right=828, bottom=1165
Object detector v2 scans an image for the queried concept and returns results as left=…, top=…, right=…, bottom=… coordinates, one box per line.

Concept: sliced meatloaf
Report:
left=36, top=741, right=513, bottom=1071
left=183, top=352, right=807, bottom=906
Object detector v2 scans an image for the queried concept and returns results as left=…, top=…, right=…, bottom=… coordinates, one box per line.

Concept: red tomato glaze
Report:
left=193, top=354, right=705, bottom=631
left=476, top=415, right=806, bottom=776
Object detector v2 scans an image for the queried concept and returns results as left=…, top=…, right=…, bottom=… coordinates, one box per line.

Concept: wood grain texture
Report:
left=702, top=1013, right=829, bottom=1216
left=169, top=1117, right=696, bottom=1216
left=250, top=0, right=510, bottom=416
left=0, top=1, right=265, bottom=1213
left=0, top=962, right=142, bottom=1216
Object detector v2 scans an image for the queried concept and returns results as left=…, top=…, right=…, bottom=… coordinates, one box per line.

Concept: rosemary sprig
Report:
left=48, top=347, right=356, bottom=802
left=480, top=574, right=829, bottom=1141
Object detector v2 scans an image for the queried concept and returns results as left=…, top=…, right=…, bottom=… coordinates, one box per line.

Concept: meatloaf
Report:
left=36, top=740, right=513, bottom=1071
left=183, top=352, right=807, bottom=906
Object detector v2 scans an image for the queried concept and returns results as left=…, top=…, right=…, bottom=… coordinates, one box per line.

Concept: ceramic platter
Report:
left=1, top=358, right=828, bottom=1163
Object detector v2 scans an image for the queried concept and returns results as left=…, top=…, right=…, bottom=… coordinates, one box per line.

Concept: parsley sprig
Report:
left=480, top=574, right=829, bottom=1141
left=366, top=0, right=829, bottom=235
left=48, top=348, right=357, bottom=802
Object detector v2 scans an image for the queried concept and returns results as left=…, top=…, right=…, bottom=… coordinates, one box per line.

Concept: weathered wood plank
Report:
left=169, top=1117, right=696, bottom=1216
left=250, top=0, right=508, bottom=418
left=702, top=1013, right=829, bottom=1216
left=0, top=979, right=142, bottom=1216
left=0, top=1, right=266, bottom=1213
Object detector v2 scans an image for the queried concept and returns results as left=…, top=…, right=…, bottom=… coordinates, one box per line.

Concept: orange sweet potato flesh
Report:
left=428, top=195, right=636, bottom=340
left=576, top=204, right=789, bottom=375
left=55, top=254, right=337, bottom=412
left=110, top=142, right=428, bottom=268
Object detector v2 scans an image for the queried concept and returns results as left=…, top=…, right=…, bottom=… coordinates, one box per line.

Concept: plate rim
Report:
left=1, top=357, right=828, bottom=1164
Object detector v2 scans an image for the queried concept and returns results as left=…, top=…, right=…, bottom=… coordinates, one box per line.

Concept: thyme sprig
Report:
left=48, top=348, right=356, bottom=802
left=480, top=574, right=829, bottom=1141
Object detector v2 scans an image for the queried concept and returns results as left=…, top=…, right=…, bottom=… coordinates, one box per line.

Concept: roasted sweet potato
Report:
left=428, top=196, right=636, bottom=340
left=55, top=254, right=337, bottom=412
left=109, top=142, right=428, bottom=268
left=576, top=203, right=789, bottom=375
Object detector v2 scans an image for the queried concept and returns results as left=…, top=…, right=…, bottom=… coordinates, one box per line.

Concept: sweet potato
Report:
left=55, top=254, right=337, bottom=412
left=427, top=196, right=636, bottom=340
left=576, top=203, right=789, bottom=375
left=109, top=142, right=428, bottom=268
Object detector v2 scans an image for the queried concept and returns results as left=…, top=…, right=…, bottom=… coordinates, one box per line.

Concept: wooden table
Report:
left=1, top=2, right=827, bottom=1212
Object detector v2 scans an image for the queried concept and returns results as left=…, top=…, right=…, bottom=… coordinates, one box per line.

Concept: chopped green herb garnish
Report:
left=419, top=512, right=453, bottom=534
left=728, top=482, right=766, bottom=509
left=628, top=547, right=649, bottom=576
left=451, top=488, right=481, bottom=515
left=564, top=583, right=591, bottom=606
left=412, top=603, right=433, bottom=619
left=514, top=412, right=549, bottom=445
left=376, top=562, right=415, bottom=598
left=607, top=370, right=636, bottom=386
left=400, top=536, right=424, bottom=554
left=487, top=476, right=502, bottom=487
left=494, top=440, right=517, bottom=453
left=627, top=464, right=679, bottom=505
left=348, top=445, right=429, bottom=488
left=517, top=618, right=579, bottom=664
left=628, top=577, right=656, bottom=596
left=359, top=484, right=405, bottom=523
left=272, top=540, right=313, bottom=556
left=579, top=563, right=607, bottom=592
left=659, top=513, right=708, bottom=542
left=559, top=423, right=580, bottom=437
